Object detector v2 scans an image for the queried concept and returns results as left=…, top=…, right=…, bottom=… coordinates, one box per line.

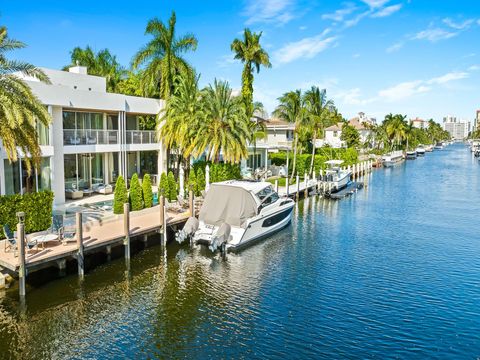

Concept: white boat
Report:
left=323, top=160, right=351, bottom=192
left=190, top=180, right=295, bottom=252
left=434, top=142, right=444, bottom=150
left=406, top=150, right=417, bottom=160
left=415, top=145, right=426, bottom=156
left=382, top=150, right=404, bottom=167
left=425, top=144, right=434, bottom=152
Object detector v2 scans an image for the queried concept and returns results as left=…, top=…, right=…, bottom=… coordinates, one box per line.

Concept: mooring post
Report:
left=124, top=203, right=130, bottom=261
left=286, top=178, right=290, bottom=197
left=17, top=214, right=26, bottom=298
left=159, top=194, right=165, bottom=233
left=205, top=164, right=210, bottom=192
left=304, top=173, right=308, bottom=198
left=163, top=202, right=168, bottom=246
left=296, top=175, right=300, bottom=200
left=189, top=188, right=194, bottom=217
left=179, top=165, right=185, bottom=199
left=274, top=179, right=279, bottom=194
left=76, top=212, right=84, bottom=279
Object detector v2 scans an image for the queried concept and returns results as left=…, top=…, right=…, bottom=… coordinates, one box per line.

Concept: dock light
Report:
left=16, top=212, right=25, bottom=224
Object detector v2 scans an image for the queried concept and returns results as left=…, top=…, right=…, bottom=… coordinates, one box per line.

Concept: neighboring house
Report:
left=410, top=118, right=426, bottom=129
left=242, top=118, right=295, bottom=172
left=324, top=117, right=373, bottom=148
left=0, top=65, right=166, bottom=205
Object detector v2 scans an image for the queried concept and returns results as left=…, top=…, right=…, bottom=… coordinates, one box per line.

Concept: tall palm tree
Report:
left=132, top=11, right=198, bottom=99
left=273, top=90, right=304, bottom=181
left=187, top=79, right=249, bottom=163
left=64, top=46, right=125, bottom=92
left=231, top=29, right=271, bottom=117
left=158, top=71, right=201, bottom=158
left=385, top=114, right=407, bottom=150
left=0, top=26, right=51, bottom=174
left=303, top=86, right=333, bottom=175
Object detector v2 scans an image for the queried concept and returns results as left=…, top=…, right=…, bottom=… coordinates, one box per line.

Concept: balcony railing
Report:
left=126, top=130, right=157, bottom=144
left=63, top=129, right=119, bottom=145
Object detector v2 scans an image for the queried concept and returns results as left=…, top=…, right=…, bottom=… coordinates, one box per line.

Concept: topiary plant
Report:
left=142, top=173, right=153, bottom=208
left=113, top=175, right=128, bottom=214
left=167, top=171, right=177, bottom=202
left=159, top=172, right=168, bottom=200
left=188, top=169, right=197, bottom=195
left=196, top=167, right=206, bottom=196
left=129, top=173, right=144, bottom=211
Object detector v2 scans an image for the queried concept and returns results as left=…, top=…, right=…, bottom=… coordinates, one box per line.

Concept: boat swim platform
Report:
left=0, top=205, right=191, bottom=274
left=325, top=182, right=364, bottom=200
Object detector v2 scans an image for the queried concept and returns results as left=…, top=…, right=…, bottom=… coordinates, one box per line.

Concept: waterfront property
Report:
left=323, top=114, right=375, bottom=148
left=0, top=65, right=167, bottom=205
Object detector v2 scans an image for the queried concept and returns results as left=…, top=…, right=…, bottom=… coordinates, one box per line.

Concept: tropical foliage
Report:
left=142, top=174, right=153, bottom=208
left=132, top=11, right=198, bottom=99
left=129, top=173, right=144, bottom=211
left=0, top=25, right=51, bottom=173
left=113, top=176, right=128, bottom=214
left=167, top=171, right=178, bottom=202
left=341, top=123, right=361, bottom=148
left=231, top=29, right=271, bottom=117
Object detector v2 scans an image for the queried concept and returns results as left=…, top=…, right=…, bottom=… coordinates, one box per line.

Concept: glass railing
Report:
left=63, top=129, right=119, bottom=145
left=126, top=130, right=157, bottom=144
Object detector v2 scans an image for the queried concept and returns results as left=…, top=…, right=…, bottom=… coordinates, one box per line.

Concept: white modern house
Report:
left=241, top=118, right=295, bottom=173
left=0, top=66, right=166, bottom=205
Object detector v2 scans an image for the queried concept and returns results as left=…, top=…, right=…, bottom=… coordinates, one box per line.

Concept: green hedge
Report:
left=192, top=161, right=241, bottom=183
left=0, top=190, right=54, bottom=239
left=269, top=148, right=359, bottom=175
left=129, top=173, right=144, bottom=211
left=142, top=174, right=153, bottom=208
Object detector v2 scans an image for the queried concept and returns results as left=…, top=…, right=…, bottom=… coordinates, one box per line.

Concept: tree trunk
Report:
left=309, top=130, right=317, bottom=175
left=290, top=132, right=298, bottom=182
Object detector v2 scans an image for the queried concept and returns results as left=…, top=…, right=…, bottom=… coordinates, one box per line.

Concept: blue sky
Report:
left=2, top=0, right=480, bottom=122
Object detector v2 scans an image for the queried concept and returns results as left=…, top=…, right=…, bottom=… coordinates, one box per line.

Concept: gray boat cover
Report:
left=199, top=184, right=258, bottom=228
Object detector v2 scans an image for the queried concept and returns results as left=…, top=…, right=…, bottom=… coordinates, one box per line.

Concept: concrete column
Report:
left=51, top=106, right=66, bottom=205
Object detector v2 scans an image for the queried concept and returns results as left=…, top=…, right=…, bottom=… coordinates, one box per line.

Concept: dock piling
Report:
left=76, top=212, right=84, bottom=279
left=286, top=178, right=289, bottom=197
left=296, top=175, right=300, bottom=199
left=17, top=214, right=26, bottom=298
left=124, top=203, right=130, bottom=260
left=189, top=189, right=194, bottom=217
left=159, top=195, right=165, bottom=232
left=274, top=179, right=279, bottom=193
left=162, top=203, right=168, bottom=246
left=304, top=173, right=308, bottom=198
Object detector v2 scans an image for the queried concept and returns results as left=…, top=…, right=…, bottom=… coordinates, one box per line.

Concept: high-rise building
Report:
left=443, top=115, right=457, bottom=123
left=443, top=119, right=469, bottom=140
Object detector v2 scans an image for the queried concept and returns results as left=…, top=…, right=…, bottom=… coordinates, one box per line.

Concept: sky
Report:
left=2, top=0, right=480, bottom=122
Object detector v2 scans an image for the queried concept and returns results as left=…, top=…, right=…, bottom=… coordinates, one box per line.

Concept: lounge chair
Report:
left=3, top=224, right=37, bottom=254
left=49, top=215, right=76, bottom=243
left=176, top=195, right=189, bottom=209
left=93, top=183, right=113, bottom=195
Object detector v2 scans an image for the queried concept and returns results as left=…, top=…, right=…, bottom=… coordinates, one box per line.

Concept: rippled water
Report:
left=1, top=143, right=479, bottom=359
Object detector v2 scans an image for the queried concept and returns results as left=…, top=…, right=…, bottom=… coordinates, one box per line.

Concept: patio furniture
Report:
left=48, top=214, right=76, bottom=243
left=82, top=188, right=94, bottom=197
left=86, top=135, right=97, bottom=145
left=3, top=224, right=38, bottom=254
left=65, top=189, right=83, bottom=199
left=31, top=234, right=58, bottom=249
left=92, top=183, right=113, bottom=195
left=67, top=136, right=81, bottom=145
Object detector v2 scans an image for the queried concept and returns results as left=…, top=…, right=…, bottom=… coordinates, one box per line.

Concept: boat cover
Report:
left=199, top=184, right=258, bottom=228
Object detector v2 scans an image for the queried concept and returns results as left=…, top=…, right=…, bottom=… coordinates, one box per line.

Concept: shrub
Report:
left=159, top=172, right=169, bottom=199
left=167, top=171, right=177, bottom=202
left=188, top=169, right=197, bottom=195
left=142, top=174, right=153, bottom=208
left=0, top=190, right=54, bottom=239
left=113, top=176, right=128, bottom=214
left=196, top=168, right=206, bottom=195
left=129, top=173, right=143, bottom=211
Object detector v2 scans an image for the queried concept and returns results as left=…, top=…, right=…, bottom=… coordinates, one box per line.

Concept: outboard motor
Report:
left=209, top=223, right=231, bottom=254
left=175, top=217, right=199, bottom=244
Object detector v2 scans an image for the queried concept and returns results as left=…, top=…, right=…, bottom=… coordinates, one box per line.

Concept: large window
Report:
left=3, top=158, right=51, bottom=195
left=107, top=153, right=119, bottom=185
left=64, top=153, right=105, bottom=190
left=63, top=111, right=105, bottom=145
left=140, top=151, right=157, bottom=176
left=36, top=120, right=50, bottom=145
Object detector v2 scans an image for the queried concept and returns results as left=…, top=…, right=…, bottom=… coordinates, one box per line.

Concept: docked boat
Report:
left=434, top=142, right=444, bottom=150
left=189, top=180, right=294, bottom=252
left=425, top=144, right=434, bottom=152
left=415, top=145, right=426, bottom=156
left=406, top=150, right=417, bottom=160
left=323, top=160, right=351, bottom=193
left=382, top=150, right=404, bottom=167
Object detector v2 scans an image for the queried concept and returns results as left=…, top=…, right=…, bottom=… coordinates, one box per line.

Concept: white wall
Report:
left=51, top=106, right=66, bottom=205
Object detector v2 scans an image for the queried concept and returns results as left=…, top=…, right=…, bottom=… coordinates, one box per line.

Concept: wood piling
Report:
left=124, top=203, right=130, bottom=260
left=76, top=212, right=84, bottom=279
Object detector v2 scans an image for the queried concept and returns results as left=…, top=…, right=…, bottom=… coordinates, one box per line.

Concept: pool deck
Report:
left=0, top=205, right=191, bottom=273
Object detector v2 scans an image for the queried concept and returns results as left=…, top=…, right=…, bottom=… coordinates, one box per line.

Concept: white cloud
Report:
left=468, top=65, right=480, bottom=71
left=413, top=28, right=458, bottom=42
left=216, top=54, right=237, bottom=68
left=299, top=25, right=307, bottom=30
left=243, top=0, right=295, bottom=25
left=322, top=4, right=357, bottom=22
left=442, top=18, right=474, bottom=30
left=353, top=53, right=361, bottom=58
left=274, top=32, right=337, bottom=64
left=335, top=88, right=376, bottom=106
left=386, top=42, right=404, bottom=53
left=427, top=71, right=469, bottom=84
left=371, top=4, right=402, bottom=18
left=361, top=0, right=390, bottom=8
left=344, top=11, right=370, bottom=27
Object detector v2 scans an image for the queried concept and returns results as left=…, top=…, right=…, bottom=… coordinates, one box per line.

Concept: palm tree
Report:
left=303, top=86, right=333, bottom=175
left=64, top=46, right=125, bottom=92
left=249, top=101, right=268, bottom=171
left=132, top=11, right=198, bottom=99
left=0, top=26, right=51, bottom=174
left=231, top=29, right=271, bottom=117
left=273, top=90, right=304, bottom=181
left=158, top=71, right=201, bottom=160
left=187, top=79, right=249, bottom=163
left=385, top=114, right=407, bottom=150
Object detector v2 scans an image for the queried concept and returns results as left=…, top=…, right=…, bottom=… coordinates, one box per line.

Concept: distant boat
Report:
left=406, top=150, right=417, bottom=160
left=425, top=144, right=434, bottom=152
left=323, top=160, right=351, bottom=193
left=416, top=145, right=426, bottom=156
left=382, top=150, right=404, bottom=167
left=434, top=143, right=444, bottom=150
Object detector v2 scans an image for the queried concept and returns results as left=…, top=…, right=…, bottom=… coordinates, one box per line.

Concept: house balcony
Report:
left=63, top=129, right=119, bottom=146
left=126, top=130, right=157, bottom=144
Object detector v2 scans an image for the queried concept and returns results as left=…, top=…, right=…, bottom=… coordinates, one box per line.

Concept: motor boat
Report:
left=322, top=160, right=351, bottom=193
left=406, top=150, right=417, bottom=160
left=425, top=144, right=434, bottom=152
left=182, top=180, right=295, bottom=253
left=415, top=145, right=426, bottom=156
left=434, top=142, right=444, bottom=150
left=382, top=150, right=404, bottom=167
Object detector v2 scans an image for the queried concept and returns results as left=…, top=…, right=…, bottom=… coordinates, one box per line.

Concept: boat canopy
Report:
left=325, top=160, right=344, bottom=166
left=199, top=183, right=258, bottom=228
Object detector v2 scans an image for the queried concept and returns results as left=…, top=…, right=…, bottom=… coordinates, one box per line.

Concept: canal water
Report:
left=1, top=143, right=479, bottom=359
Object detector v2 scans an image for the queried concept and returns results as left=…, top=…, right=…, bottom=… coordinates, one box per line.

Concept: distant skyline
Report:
left=2, top=0, right=480, bottom=122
